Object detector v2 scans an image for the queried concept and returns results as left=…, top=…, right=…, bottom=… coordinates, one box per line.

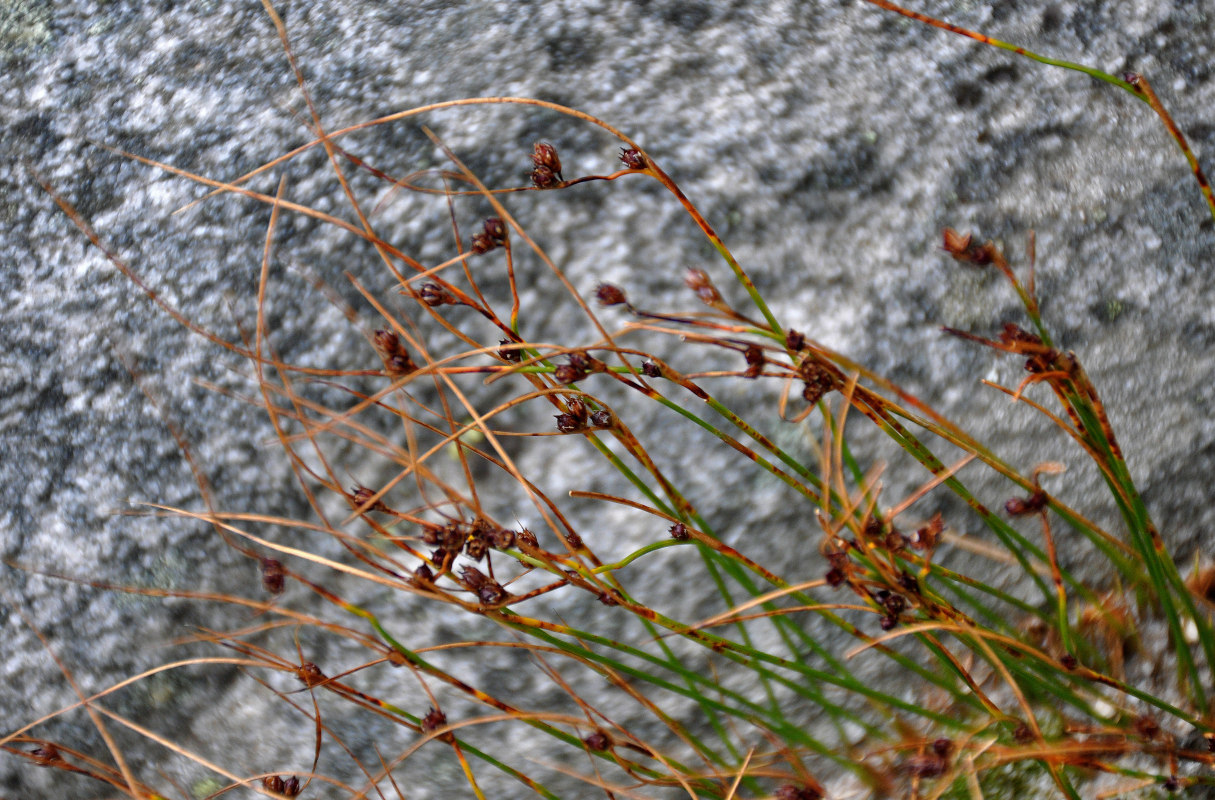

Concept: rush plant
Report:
left=8, top=2, right=1215, bottom=798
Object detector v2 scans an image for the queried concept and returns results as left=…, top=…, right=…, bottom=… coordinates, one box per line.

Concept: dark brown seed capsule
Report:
left=373, top=329, right=416, bottom=375
left=619, top=147, right=646, bottom=170
left=464, top=531, right=489, bottom=561
left=776, top=785, right=823, bottom=800
left=515, top=529, right=538, bottom=550
left=282, top=776, right=301, bottom=797
left=531, top=165, right=559, bottom=189
left=419, top=282, right=455, bottom=307
left=879, top=614, right=898, bottom=631
left=460, top=565, right=488, bottom=589
left=825, top=567, right=846, bottom=588
left=263, top=776, right=285, bottom=794
left=1005, top=490, right=1048, bottom=516
left=567, top=351, right=603, bottom=373
left=911, top=512, right=944, bottom=550
left=743, top=344, right=765, bottom=379
left=532, top=141, right=563, bottom=178
left=1060, top=653, right=1078, bottom=670
left=555, top=413, right=585, bottom=433
left=477, top=582, right=507, bottom=604
left=565, top=531, right=583, bottom=550
left=351, top=485, right=386, bottom=512
left=590, top=409, right=612, bottom=428
left=489, top=528, right=516, bottom=549
left=421, top=706, right=448, bottom=732
left=597, top=591, right=619, bottom=606
left=498, top=338, right=523, bottom=363
left=566, top=398, right=588, bottom=422
left=799, top=357, right=837, bottom=405
left=1164, top=776, right=1182, bottom=792
left=412, top=564, right=434, bottom=584
left=553, top=364, right=581, bottom=384
left=471, top=217, right=508, bottom=254
left=373, top=329, right=401, bottom=355
left=422, top=706, right=455, bottom=743
left=669, top=522, right=690, bottom=540
left=298, top=662, right=326, bottom=688
left=595, top=283, right=628, bottom=306
left=483, top=216, right=507, bottom=243
left=684, top=267, right=722, bottom=305
left=584, top=730, right=610, bottom=750
left=785, top=328, right=806, bottom=352
left=641, top=360, right=661, bottom=378
left=260, top=557, right=286, bottom=595
left=31, top=744, right=60, bottom=766
left=883, top=594, right=906, bottom=616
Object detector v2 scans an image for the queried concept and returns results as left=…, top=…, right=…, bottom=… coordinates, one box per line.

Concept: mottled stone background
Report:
left=3, top=0, right=1214, bottom=797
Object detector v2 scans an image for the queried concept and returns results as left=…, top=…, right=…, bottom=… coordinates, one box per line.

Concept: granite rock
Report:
left=3, top=0, right=1214, bottom=797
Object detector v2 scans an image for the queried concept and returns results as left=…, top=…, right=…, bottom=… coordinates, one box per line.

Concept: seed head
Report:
left=743, top=344, right=765, bottom=379
left=260, top=557, right=286, bottom=595
left=419, top=282, right=455, bottom=306
left=471, top=217, right=509, bottom=253
left=942, top=227, right=998, bottom=266
left=619, top=147, right=646, bottom=169
left=531, top=165, right=560, bottom=189
left=498, top=338, right=523, bottom=363
left=584, top=730, right=610, bottom=750
left=785, top=328, right=806, bottom=351
left=532, top=141, right=563, bottom=178
left=684, top=267, right=722, bottom=305
left=595, top=283, right=628, bottom=306
left=669, top=522, right=690, bottom=540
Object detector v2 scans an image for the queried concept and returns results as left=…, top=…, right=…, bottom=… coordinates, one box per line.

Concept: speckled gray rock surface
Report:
left=4, top=1, right=1214, bottom=797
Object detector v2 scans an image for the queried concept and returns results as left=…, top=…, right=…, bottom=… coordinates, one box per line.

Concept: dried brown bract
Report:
left=942, top=227, right=998, bottom=266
